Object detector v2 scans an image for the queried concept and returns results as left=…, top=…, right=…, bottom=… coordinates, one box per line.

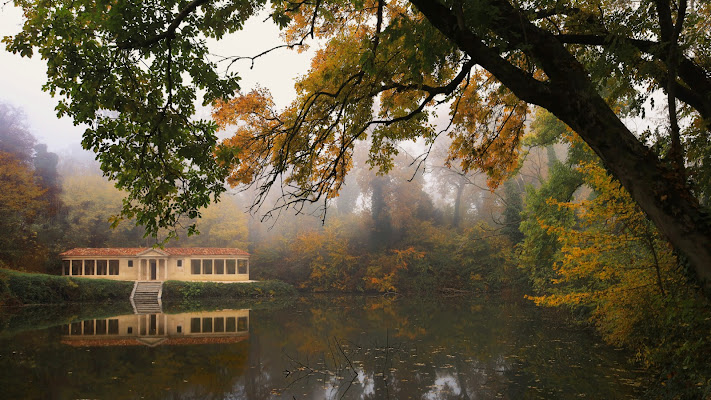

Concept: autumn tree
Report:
left=60, top=173, right=149, bottom=247
left=6, top=0, right=711, bottom=290
left=0, top=102, right=63, bottom=269
left=526, top=156, right=711, bottom=397
left=0, top=151, right=47, bottom=267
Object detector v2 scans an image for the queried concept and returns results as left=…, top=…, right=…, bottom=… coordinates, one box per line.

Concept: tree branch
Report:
left=555, top=33, right=711, bottom=121
left=117, top=0, right=212, bottom=49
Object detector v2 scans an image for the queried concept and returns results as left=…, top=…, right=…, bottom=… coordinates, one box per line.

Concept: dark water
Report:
left=0, top=294, right=643, bottom=399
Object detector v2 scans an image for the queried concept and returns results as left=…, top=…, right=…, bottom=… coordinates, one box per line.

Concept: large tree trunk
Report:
left=412, top=0, right=711, bottom=291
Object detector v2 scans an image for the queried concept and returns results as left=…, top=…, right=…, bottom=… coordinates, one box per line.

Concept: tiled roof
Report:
left=164, top=248, right=250, bottom=256
left=59, top=247, right=250, bottom=257
left=59, top=248, right=149, bottom=256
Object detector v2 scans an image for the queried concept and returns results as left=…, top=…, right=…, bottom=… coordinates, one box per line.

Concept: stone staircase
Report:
left=131, top=281, right=163, bottom=314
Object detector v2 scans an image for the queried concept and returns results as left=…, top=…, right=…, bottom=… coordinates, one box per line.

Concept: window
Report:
left=202, top=317, right=213, bottom=332
left=226, top=259, right=236, bottom=274
left=203, top=259, right=213, bottom=274
left=96, top=320, right=107, bottom=335
left=97, top=260, right=107, bottom=275
left=109, top=260, right=119, bottom=275
left=84, top=320, right=94, bottom=335
left=177, top=259, right=183, bottom=268
left=238, top=259, right=248, bottom=274
left=214, top=318, right=224, bottom=332
left=84, top=260, right=95, bottom=275
left=190, top=318, right=201, bottom=333
left=62, top=260, right=70, bottom=275
left=127, top=327, right=133, bottom=334
left=108, top=319, right=119, bottom=334
left=128, top=260, right=133, bottom=267
left=215, top=259, right=224, bottom=274
left=177, top=325, right=182, bottom=333
left=71, top=260, right=82, bottom=275
left=238, top=317, right=248, bottom=332
left=191, top=260, right=201, bottom=274
left=226, top=317, right=236, bottom=332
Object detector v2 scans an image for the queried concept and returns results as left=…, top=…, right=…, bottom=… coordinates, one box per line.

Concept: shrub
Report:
left=0, top=269, right=133, bottom=305
left=162, top=280, right=297, bottom=301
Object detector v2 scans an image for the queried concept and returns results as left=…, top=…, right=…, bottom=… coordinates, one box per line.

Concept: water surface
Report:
left=0, top=294, right=643, bottom=399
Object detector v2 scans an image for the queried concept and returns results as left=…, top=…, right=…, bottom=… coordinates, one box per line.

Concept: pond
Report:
left=0, top=294, right=643, bottom=399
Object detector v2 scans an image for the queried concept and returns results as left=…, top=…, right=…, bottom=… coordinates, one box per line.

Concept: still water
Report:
left=0, top=294, right=643, bottom=399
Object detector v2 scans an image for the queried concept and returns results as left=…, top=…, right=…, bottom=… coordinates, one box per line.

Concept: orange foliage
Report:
left=364, top=247, right=425, bottom=293
left=447, top=72, right=529, bottom=188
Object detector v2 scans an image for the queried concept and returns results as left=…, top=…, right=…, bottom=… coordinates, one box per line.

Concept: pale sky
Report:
left=0, top=4, right=312, bottom=154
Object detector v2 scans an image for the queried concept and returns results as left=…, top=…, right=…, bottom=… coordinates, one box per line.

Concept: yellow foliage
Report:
left=532, top=160, right=680, bottom=347
left=0, top=151, right=47, bottom=218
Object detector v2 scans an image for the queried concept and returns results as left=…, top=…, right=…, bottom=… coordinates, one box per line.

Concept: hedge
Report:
left=0, top=269, right=133, bottom=305
left=162, top=279, right=297, bottom=301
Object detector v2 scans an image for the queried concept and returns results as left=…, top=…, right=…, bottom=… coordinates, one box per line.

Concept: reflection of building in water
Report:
left=61, top=309, right=249, bottom=347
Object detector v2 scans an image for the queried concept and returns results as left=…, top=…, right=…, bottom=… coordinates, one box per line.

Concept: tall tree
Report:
left=0, top=102, right=35, bottom=164
left=32, top=144, right=61, bottom=215
left=6, top=0, right=711, bottom=289
left=501, top=179, right=524, bottom=244
left=0, top=151, right=47, bottom=266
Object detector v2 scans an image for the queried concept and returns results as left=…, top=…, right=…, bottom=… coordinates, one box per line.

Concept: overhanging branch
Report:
left=117, top=0, right=212, bottom=49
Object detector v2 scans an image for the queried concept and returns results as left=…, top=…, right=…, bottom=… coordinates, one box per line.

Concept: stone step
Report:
left=131, top=282, right=162, bottom=301
left=131, top=281, right=163, bottom=314
left=135, top=309, right=162, bottom=314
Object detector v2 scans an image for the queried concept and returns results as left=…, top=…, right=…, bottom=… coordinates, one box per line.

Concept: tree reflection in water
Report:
left=0, top=294, right=643, bottom=399
left=254, top=295, right=642, bottom=399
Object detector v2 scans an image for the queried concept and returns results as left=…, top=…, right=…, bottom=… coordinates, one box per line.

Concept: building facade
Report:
left=59, top=248, right=250, bottom=282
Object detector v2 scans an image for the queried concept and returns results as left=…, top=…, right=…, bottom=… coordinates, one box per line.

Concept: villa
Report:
left=59, top=247, right=250, bottom=282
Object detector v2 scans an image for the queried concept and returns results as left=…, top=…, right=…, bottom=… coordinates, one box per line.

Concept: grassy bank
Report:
left=0, top=269, right=133, bottom=306
left=162, top=280, right=297, bottom=301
